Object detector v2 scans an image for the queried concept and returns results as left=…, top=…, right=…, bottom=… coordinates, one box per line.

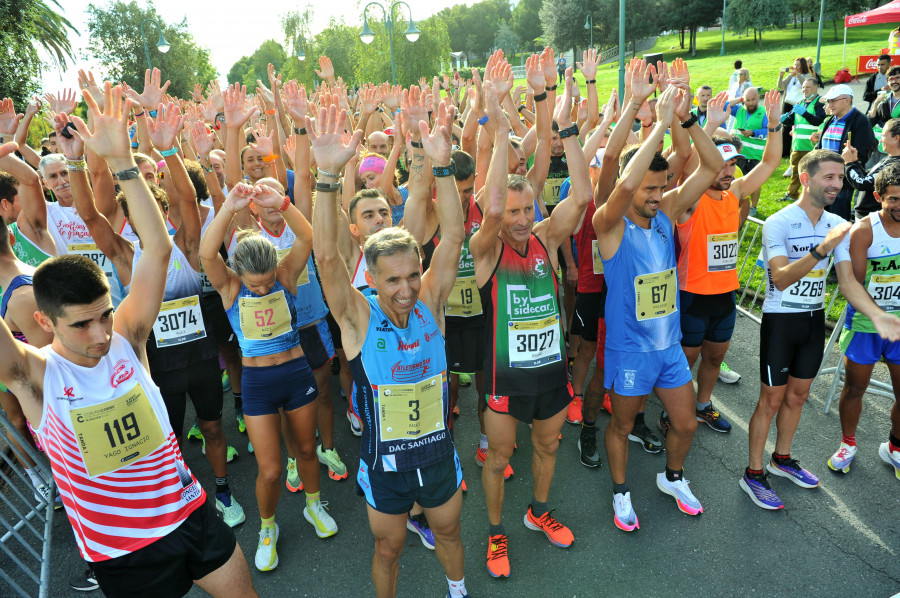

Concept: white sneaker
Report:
left=215, top=493, right=246, bottom=527
left=783, top=166, right=792, bottom=177
left=304, top=500, right=338, bottom=538
left=879, top=442, right=900, bottom=480
left=347, top=409, right=362, bottom=437
left=255, top=524, right=279, bottom=571
left=656, top=473, right=704, bottom=515
left=612, top=492, right=639, bottom=532
left=827, top=442, right=857, bottom=474
left=718, top=362, right=741, bottom=384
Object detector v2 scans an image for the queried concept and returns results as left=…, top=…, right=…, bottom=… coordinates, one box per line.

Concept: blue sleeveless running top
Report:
left=225, top=280, right=300, bottom=357
left=1, top=275, right=32, bottom=343
left=348, top=296, right=452, bottom=473
left=602, top=212, right=681, bottom=352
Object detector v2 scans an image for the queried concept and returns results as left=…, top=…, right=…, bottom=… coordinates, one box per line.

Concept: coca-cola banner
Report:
left=857, top=54, right=900, bottom=74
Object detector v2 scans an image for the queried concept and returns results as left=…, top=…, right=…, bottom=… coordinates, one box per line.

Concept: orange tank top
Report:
left=676, top=190, right=740, bottom=294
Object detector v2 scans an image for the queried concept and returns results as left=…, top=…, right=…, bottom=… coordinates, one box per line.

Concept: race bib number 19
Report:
left=70, top=383, right=166, bottom=478
left=446, top=276, right=482, bottom=317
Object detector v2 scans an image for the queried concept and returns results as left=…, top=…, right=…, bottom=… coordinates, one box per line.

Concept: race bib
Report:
left=68, top=243, right=115, bottom=279
left=276, top=248, right=310, bottom=288
left=508, top=315, right=562, bottom=368
left=591, top=240, right=604, bottom=274
left=781, top=268, right=826, bottom=310
left=446, top=276, right=482, bottom=317
left=634, top=267, right=677, bottom=321
left=153, top=295, right=206, bottom=348
left=868, top=273, right=900, bottom=311
left=238, top=291, right=292, bottom=340
left=707, top=232, right=738, bottom=272
left=377, top=373, right=445, bottom=441
left=199, top=265, right=215, bottom=295
left=70, top=383, right=166, bottom=478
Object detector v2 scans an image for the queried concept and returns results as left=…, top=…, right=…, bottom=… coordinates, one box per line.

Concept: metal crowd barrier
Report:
left=0, top=410, right=54, bottom=598
left=733, top=216, right=892, bottom=414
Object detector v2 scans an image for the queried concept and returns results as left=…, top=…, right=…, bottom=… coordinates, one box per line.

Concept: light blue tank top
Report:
left=225, top=280, right=300, bottom=357
left=348, top=297, right=452, bottom=473
left=602, top=212, right=681, bottom=352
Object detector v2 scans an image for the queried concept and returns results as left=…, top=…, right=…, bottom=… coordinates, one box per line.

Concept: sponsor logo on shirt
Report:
left=110, top=359, right=134, bottom=388
left=57, top=385, right=84, bottom=403
left=391, top=358, right=431, bottom=382
left=398, top=339, right=420, bottom=353
left=376, top=319, right=393, bottom=332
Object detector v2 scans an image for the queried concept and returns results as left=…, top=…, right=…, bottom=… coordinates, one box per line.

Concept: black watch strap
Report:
left=809, top=246, right=826, bottom=261
left=113, top=166, right=140, bottom=180
left=680, top=113, right=699, bottom=129
left=558, top=124, right=579, bottom=139
left=432, top=163, right=456, bottom=177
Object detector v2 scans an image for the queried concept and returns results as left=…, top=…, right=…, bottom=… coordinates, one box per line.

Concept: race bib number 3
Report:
left=276, top=248, right=310, bottom=288
left=508, top=315, right=562, bottom=368
left=239, top=292, right=292, bottom=340
left=446, top=276, right=482, bottom=317
left=591, top=240, right=604, bottom=275
left=153, top=295, right=206, bottom=348
left=69, top=243, right=115, bottom=278
left=634, top=268, right=677, bottom=321
left=707, top=232, right=738, bottom=272
left=868, top=273, right=900, bottom=311
left=376, top=373, right=445, bottom=442
left=781, top=268, right=826, bottom=310
left=70, top=383, right=166, bottom=478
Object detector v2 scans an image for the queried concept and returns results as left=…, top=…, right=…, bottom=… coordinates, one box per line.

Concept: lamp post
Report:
left=720, top=0, right=726, bottom=56
left=585, top=14, right=593, bottom=49
left=359, top=1, right=419, bottom=85
left=814, top=0, right=825, bottom=76
left=140, top=19, right=170, bottom=71
left=618, top=0, right=625, bottom=100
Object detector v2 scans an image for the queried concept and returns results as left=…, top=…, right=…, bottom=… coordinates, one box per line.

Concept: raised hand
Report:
left=670, top=57, right=690, bottom=84
left=525, top=53, right=545, bottom=93
left=764, top=88, right=783, bottom=123
left=191, top=83, right=205, bottom=103
left=267, top=63, right=281, bottom=92
left=223, top=83, right=258, bottom=128
left=540, top=47, right=556, bottom=88
left=283, top=80, right=309, bottom=124
left=207, top=80, right=225, bottom=112
left=358, top=84, right=376, bottom=114
left=630, top=60, right=658, bottom=103
left=78, top=69, right=104, bottom=111
left=249, top=124, right=274, bottom=157
left=0, top=99, right=22, bottom=135
left=419, top=102, right=456, bottom=166
left=383, top=85, right=401, bottom=112
left=577, top=48, right=600, bottom=81
left=255, top=78, right=275, bottom=109
left=314, top=56, right=335, bottom=83
left=283, top=134, right=296, bottom=158
left=601, top=89, right=619, bottom=122
left=44, top=89, right=77, bottom=115
left=486, top=58, right=514, bottom=99
left=553, top=67, right=575, bottom=128
left=190, top=121, right=215, bottom=156
left=841, top=142, right=858, bottom=164
left=402, top=85, right=430, bottom=140
left=135, top=68, right=171, bottom=110
left=120, top=81, right=142, bottom=107
left=70, top=83, right=135, bottom=163
left=655, top=60, right=671, bottom=92
left=53, top=113, right=84, bottom=158
left=25, top=96, right=42, bottom=119
left=251, top=184, right=285, bottom=210
left=223, top=182, right=257, bottom=213
left=669, top=80, right=692, bottom=122
left=706, top=90, right=730, bottom=129
left=147, top=102, right=183, bottom=150
left=308, top=104, right=363, bottom=174
left=654, top=85, right=677, bottom=126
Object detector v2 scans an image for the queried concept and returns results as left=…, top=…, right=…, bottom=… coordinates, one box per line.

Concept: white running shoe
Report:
left=255, top=524, right=279, bottom=571
left=347, top=409, right=362, bottom=437
left=304, top=500, right=338, bottom=538
left=879, top=442, right=900, bottom=480
left=656, top=473, right=703, bottom=515
left=827, top=442, right=857, bottom=474
left=613, top=492, right=639, bottom=531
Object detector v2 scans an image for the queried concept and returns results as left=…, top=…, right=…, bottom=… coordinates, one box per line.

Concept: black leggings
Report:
left=154, top=357, right=224, bottom=436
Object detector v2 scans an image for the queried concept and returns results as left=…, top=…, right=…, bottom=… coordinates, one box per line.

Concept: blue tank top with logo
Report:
left=348, top=296, right=452, bottom=473
left=225, top=280, right=300, bottom=357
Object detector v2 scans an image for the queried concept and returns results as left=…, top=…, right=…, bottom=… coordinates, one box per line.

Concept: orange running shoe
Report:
left=602, top=392, right=612, bottom=414
left=475, top=447, right=514, bottom=480
left=565, top=395, right=583, bottom=424
left=486, top=534, right=510, bottom=578
left=523, top=507, right=574, bottom=547
left=461, top=479, right=468, bottom=493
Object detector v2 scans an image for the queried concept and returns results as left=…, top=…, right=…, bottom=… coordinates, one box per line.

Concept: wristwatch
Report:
left=112, top=166, right=140, bottom=180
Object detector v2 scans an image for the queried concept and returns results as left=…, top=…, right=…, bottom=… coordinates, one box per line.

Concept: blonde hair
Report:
left=232, top=229, right=278, bottom=276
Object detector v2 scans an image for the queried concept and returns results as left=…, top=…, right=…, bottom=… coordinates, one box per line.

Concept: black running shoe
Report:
left=628, top=421, right=664, bottom=454
left=578, top=428, right=603, bottom=468
left=69, top=568, right=99, bottom=592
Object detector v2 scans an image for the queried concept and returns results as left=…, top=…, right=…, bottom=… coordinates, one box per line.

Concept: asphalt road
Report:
left=7, top=311, right=900, bottom=598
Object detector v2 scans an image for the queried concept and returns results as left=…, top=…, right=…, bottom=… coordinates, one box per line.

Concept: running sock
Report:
left=233, top=392, right=242, bottom=410
left=447, top=577, right=469, bottom=598
left=842, top=434, right=856, bottom=447
left=24, top=467, right=43, bottom=490
left=613, top=482, right=629, bottom=495
left=746, top=467, right=764, bottom=477
left=530, top=498, right=548, bottom=518
left=890, top=433, right=900, bottom=453
left=489, top=523, right=506, bottom=537
left=479, top=434, right=488, bottom=451
left=305, top=491, right=320, bottom=507
left=772, top=452, right=791, bottom=464
left=215, top=476, right=230, bottom=497
left=696, top=401, right=712, bottom=411
left=261, top=516, right=276, bottom=530
left=665, top=467, right=684, bottom=482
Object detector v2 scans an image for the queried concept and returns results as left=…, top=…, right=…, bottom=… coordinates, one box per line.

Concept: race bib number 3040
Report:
left=868, top=273, right=900, bottom=310
left=70, top=383, right=166, bottom=478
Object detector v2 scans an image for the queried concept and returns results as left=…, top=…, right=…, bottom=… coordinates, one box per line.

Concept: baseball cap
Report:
left=717, top=143, right=745, bottom=162
left=823, top=84, right=854, bottom=100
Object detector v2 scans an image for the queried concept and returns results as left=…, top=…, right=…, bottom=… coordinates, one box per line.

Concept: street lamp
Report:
left=618, top=0, right=625, bottom=101
left=585, top=14, right=593, bottom=49
left=359, top=1, right=419, bottom=85
left=140, top=19, right=170, bottom=71
left=814, top=0, right=825, bottom=76
left=296, top=39, right=306, bottom=61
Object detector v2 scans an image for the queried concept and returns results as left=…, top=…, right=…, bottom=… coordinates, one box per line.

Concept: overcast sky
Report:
left=41, top=0, right=477, bottom=91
